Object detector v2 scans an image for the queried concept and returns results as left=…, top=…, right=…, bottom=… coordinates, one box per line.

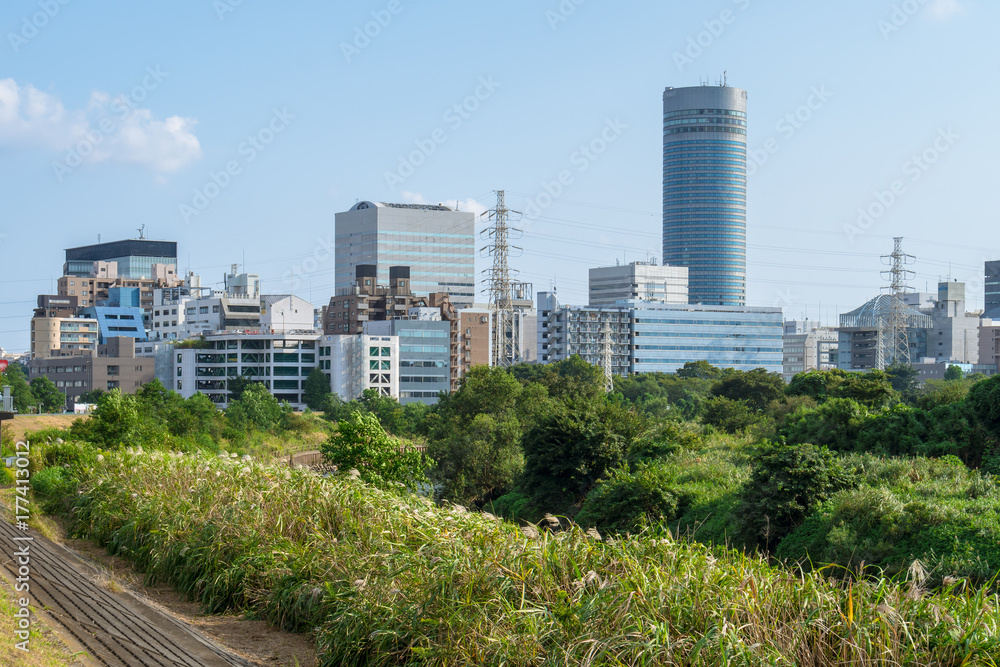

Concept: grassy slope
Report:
left=45, top=449, right=1000, bottom=666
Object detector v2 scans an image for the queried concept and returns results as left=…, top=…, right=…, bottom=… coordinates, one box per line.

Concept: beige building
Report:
left=30, top=316, right=99, bottom=358
left=459, top=308, right=491, bottom=379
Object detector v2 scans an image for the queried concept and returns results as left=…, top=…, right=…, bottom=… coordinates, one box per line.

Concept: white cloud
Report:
left=0, top=78, right=201, bottom=173
left=401, top=191, right=488, bottom=217
left=928, top=0, right=963, bottom=20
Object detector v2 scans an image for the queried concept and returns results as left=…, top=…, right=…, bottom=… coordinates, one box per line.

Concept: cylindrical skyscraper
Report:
left=662, top=84, right=747, bottom=306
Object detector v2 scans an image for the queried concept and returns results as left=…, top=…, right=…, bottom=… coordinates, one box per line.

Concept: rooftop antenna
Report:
left=724, top=70, right=728, bottom=87
left=137, top=224, right=145, bottom=239
left=97, top=234, right=101, bottom=244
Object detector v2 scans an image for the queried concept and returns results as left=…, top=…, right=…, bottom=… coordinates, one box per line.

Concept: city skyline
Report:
left=2, top=1, right=999, bottom=352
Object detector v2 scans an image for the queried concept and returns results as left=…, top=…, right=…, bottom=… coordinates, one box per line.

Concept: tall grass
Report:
left=51, top=449, right=1000, bottom=666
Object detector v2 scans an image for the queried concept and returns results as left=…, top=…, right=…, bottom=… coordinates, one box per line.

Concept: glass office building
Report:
left=662, top=85, right=747, bottom=306
left=64, top=240, right=178, bottom=279
left=631, top=302, right=782, bottom=374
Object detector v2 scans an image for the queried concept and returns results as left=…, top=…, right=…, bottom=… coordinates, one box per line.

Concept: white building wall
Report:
left=322, top=334, right=399, bottom=400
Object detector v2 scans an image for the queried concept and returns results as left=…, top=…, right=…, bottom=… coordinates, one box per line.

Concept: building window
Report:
left=177, top=380, right=182, bottom=391
left=107, top=365, right=119, bottom=376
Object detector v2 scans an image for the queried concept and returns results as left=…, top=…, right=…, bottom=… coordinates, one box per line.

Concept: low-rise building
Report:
left=26, top=337, right=155, bottom=408
left=173, top=331, right=321, bottom=408
left=782, top=320, right=838, bottom=382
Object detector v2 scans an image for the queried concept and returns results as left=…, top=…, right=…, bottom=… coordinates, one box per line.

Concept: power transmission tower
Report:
left=602, top=319, right=614, bottom=393
left=878, top=237, right=916, bottom=369
left=481, top=190, right=522, bottom=367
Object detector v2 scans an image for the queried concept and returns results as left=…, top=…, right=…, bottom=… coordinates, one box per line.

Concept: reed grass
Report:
left=53, top=450, right=1000, bottom=666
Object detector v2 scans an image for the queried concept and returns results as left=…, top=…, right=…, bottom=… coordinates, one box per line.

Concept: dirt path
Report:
left=0, top=519, right=255, bottom=667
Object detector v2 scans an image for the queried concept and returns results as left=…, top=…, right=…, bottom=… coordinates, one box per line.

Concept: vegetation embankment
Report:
left=27, top=443, right=1000, bottom=666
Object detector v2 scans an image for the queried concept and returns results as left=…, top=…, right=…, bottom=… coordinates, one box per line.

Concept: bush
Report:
left=738, top=441, right=859, bottom=550
left=488, top=490, right=539, bottom=523
left=627, top=420, right=703, bottom=464
left=0, top=466, right=14, bottom=485
left=321, top=411, right=431, bottom=490
left=780, top=398, right=867, bottom=450
left=575, top=464, right=686, bottom=533
left=701, top=397, right=762, bottom=434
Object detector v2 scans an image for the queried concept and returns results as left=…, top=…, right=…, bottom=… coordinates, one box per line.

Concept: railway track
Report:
left=0, top=519, right=256, bottom=666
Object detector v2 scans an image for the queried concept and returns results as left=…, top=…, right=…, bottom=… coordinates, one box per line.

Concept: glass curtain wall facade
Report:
left=662, top=85, right=748, bottom=306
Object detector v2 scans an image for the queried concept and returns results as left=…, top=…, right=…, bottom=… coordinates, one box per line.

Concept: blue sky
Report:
left=0, top=0, right=996, bottom=352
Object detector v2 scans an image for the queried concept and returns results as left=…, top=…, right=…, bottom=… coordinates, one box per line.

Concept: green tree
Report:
left=519, top=399, right=630, bottom=514
left=90, top=389, right=141, bottom=448
left=78, top=388, right=105, bottom=404
left=1, top=364, right=35, bottom=413
left=738, top=441, right=857, bottom=550
left=711, top=368, right=785, bottom=412
left=968, top=374, right=1000, bottom=438
left=226, top=375, right=254, bottom=402
left=303, top=368, right=332, bottom=411
left=429, top=413, right=523, bottom=505
left=675, top=360, right=722, bottom=380
left=944, top=365, right=965, bottom=382
left=786, top=369, right=896, bottom=409
left=700, top=396, right=762, bottom=434
left=321, top=411, right=431, bottom=490
left=226, top=383, right=286, bottom=432
left=29, top=376, right=66, bottom=413
left=886, top=362, right=919, bottom=401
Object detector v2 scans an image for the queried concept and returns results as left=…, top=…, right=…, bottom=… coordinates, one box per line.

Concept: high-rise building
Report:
left=662, top=84, right=748, bottom=306
left=335, top=201, right=475, bottom=308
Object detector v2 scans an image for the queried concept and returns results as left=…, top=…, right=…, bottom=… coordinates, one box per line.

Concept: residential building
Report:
left=662, top=84, right=748, bottom=307
left=151, top=269, right=274, bottom=340
left=458, top=307, right=491, bottom=378
left=538, top=295, right=632, bottom=375
left=334, top=201, right=476, bottom=307
left=589, top=260, right=688, bottom=306
left=980, top=319, right=1000, bottom=369
left=30, top=316, right=99, bottom=358
left=26, top=337, right=155, bottom=408
left=782, top=320, right=838, bottom=382
left=321, top=334, right=400, bottom=400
